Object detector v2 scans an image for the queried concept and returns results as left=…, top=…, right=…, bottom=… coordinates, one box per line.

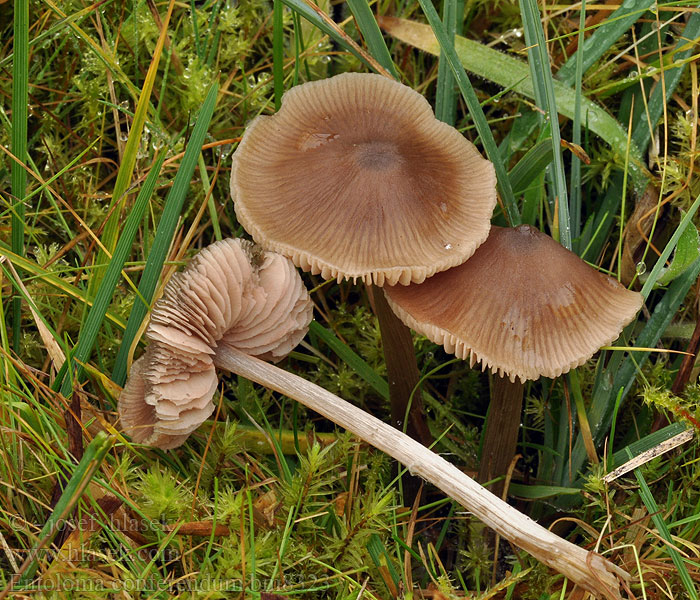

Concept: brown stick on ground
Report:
left=214, top=344, right=629, bottom=599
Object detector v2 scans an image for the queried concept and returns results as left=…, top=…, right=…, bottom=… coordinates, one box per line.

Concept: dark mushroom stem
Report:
left=370, top=285, right=433, bottom=505
left=214, top=342, right=628, bottom=599
left=478, top=375, right=525, bottom=499
left=370, top=285, right=433, bottom=446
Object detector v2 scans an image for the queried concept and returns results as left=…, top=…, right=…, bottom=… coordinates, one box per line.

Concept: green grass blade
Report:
left=280, top=0, right=388, bottom=74
left=366, top=533, right=400, bottom=592
left=14, top=432, right=114, bottom=587
left=112, top=83, right=219, bottom=386
left=580, top=11, right=700, bottom=262
left=88, top=0, right=175, bottom=296
left=556, top=1, right=655, bottom=85
left=508, top=483, right=581, bottom=499
left=519, top=0, right=570, bottom=249
left=435, top=0, right=461, bottom=125
left=11, top=0, right=29, bottom=353
left=198, top=153, right=222, bottom=241
left=579, top=173, right=623, bottom=262
left=652, top=219, right=700, bottom=287
left=632, top=453, right=699, bottom=599
left=508, top=137, right=553, bottom=197
left=190, top=0, right=202, bottom=60
left=641, top=192, right=700, bottom=299
left=308, top=320, right=389, bottom=400
left=414, top=0, right=520, bottom=226
left=54, top=154, right=166, bottom=396
left=569, top=0, right=586, bottom=243
left=345, top=0, right=399, bottom=79
left=609, top=422, right=687, bottom=471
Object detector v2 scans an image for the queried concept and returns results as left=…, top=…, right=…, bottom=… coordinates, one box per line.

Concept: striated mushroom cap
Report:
left=231, top=73, right=497, bottom=286
left=118, top=238, right=313, bottom=449
left=385, top=225, right=644, bottom=383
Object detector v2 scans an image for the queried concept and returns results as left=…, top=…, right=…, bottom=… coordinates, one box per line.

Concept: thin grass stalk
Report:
left=555, top=1, right=655, bottom=85
left=11, top=0, right=29, bottom=353
left=631, top=453, right=699, bottom=599
left=190, top=0, right=202, bottom=60
left=4, top=432, right=114, bottom=592
left=435, top=0, right=461, bottom=126
left=273, top=0, right=284, bottom=110
left=575, top=10, right=700, bottom=264
left=569, top=0, right=585, bottom=245
left=308, top=320, right=389, bottom=400
left=519, top=0, right=570, bottom=249
left=568, top=369, right=597, bottom=465
left=198, top=153, right=222, bottom=241
left=0, top=248, right=123, bottom=331
left=414, top=0, right=520, bottom=227
left=641, top=192, right=700, bottom=299
left=213, top=344, right=628, bottom=598
left=566, top=253, right=700, bottom=483
left=631, top=10, right=700, bottom=155
left=88, top=0, right=175, bottom=297
left=345, top=0, right=399, bottom=79
left=43, top=0, right=140, bottom=98
left=54, top=154, right=166, bottom=397
left=280, top=0, right=392, bottom=77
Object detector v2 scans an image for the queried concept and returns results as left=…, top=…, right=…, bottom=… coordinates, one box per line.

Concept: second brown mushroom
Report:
left=385, top=224, right=643, bottom=496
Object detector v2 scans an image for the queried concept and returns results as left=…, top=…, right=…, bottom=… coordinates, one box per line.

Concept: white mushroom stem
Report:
left=214, top=343, right=628, bottom=599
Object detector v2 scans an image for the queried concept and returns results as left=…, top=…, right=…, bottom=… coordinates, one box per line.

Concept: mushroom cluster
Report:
left=119, top=238, right=313, bottom=449
left=229, top=72, right=643, bottom=384
left=118, top=73, right=639, bottom=595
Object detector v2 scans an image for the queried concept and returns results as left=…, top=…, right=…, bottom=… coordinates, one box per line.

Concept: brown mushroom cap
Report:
left=384, top=225, right=644, bottom=382
left=230, top=73, right=497, bottom=286
left=118, top=238, right=313, bottom=448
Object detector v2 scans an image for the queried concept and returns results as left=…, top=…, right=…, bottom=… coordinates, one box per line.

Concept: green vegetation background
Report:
left=1, top=0, right=700, bottom=597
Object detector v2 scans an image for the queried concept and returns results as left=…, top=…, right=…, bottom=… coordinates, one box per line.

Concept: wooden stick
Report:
left=214, top=344, right=628, bottom=599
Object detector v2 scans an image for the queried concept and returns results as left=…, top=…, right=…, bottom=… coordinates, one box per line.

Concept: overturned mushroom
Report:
left=119, top=235, right=628, bottom=597
left=118, top=238, right=313, bottom=449
left=230, top=72, right=497, bottom=286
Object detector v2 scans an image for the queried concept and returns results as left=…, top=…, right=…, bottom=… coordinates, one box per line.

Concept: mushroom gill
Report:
left=118, top=238, right=313, bottom=449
